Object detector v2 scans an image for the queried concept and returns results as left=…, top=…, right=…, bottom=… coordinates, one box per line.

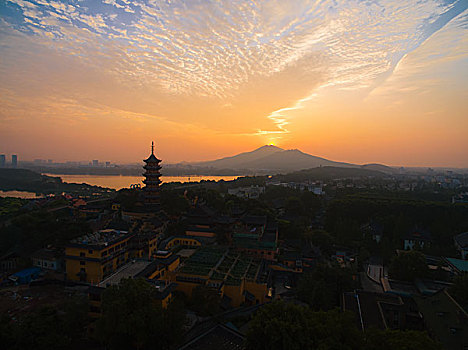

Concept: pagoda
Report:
left=142, top=141, right=162, bottom=207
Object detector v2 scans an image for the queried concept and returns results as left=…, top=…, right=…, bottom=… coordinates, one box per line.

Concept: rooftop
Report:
left=179, top=324, right=246, bottom=350
left=454, top=232, right=468, bottom=248
left=98, top=260, right=153, bottom=287
left=445, top=257, right=468, bottom=273
left=177, top=247, right=268, bottom=286
left=69, top=229, right=130, bottom=247
left=414, top=290, right=468, bottom=350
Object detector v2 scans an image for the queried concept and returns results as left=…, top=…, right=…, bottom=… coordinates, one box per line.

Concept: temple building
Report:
left=143, top=141, right=162, bottom=208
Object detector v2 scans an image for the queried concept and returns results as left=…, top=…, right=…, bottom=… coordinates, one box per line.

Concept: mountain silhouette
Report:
left=193, top=145, right=362, bottom=172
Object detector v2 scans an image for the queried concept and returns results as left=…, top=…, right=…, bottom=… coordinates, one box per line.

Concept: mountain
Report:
left=191, top=145, right=358, bottom=173
left=194, top=145, right=284, bottom=169
left=240, top=149, right=356, bottom=171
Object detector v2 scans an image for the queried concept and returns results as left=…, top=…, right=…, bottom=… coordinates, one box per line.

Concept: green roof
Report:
left=446, top=257, right=468, bottom=272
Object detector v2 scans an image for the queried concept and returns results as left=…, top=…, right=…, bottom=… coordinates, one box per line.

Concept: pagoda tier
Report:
left=142, top=141, right=162, bottom=207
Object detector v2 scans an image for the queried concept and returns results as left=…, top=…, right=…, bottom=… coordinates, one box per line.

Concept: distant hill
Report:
left=361, top=163, right=398, bottom=174
left=274, top=166, right=385, bottom=182
left=0, top=168, right=113, bottom=195
left=191, top=145, right=357, bottom=173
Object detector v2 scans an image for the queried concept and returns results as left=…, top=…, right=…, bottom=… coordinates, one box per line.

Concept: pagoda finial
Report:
left=151, top=141, right=154, bottom=155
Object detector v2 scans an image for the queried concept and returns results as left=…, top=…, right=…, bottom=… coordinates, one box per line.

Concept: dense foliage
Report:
left=389, top=251, right=429, bottom=281
left=297, top=264, right=358, bottom=310
left=246, top=301, right=441, bottom=350
left=0, top=296, right=89, bottom=350
left=0, top=210, right=91, bottom=255
left=96, top=278, right=185, bottom=350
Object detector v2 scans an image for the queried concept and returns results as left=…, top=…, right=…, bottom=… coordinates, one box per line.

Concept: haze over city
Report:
left=1, top=0, right=467, bottom=166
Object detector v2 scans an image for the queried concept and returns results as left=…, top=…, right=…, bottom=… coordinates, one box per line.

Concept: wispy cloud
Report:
left=0, top=0, right=466, bottom=154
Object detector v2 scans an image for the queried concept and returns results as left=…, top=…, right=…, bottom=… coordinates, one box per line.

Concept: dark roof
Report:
left=342, top=290, right=420, bottom=331
left=179, top=324, right=246, bottom=350
left=241, top=215, right=267, bottom=226
left=403, top=228, right=431, bottom=241
left=454, top=232, right=468, bottom=248
left=144, top=153, right=161, bottom=163
left=31, top=248, right=61, bottom=260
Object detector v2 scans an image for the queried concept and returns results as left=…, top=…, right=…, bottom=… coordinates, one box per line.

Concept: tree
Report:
left=306, top=229, right=334, bottom=255
left=297, top=264, right=357, bottom=310
left=449, top=273, right=468, bottom=310
left=96, top=278, right=184, bottom=350
left=246, top=301, right=362, bottom=350
left=189, top=285, right=221, bottom=316
left=389, top=251, right=428, bottom=281
left=364, top=328, right=441, bottom=350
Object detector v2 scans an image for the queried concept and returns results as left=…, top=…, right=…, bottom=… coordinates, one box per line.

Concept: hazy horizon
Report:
left=4, top=144, right=468, bottom=169
left=1, top=0, right=467, bottom=167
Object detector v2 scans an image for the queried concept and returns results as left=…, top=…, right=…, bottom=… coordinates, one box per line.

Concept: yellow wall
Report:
left=165, top=237, right=201, bottom=249
left=65, top=237, right=130, bottom=283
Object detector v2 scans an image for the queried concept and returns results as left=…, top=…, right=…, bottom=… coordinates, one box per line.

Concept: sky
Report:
left=0, top=0, right=467, bottom=167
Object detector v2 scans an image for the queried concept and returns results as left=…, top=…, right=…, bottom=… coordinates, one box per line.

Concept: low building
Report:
left=228, top=186, right=265, bottom=199
left=414, top=289, right=468, bottom=350
left=403, top=228, right=431, bottom=250
left=159, top=235, right=207, bottom=250
left=169, top=247, right=270, bottom=308
left=342, top=290, right=424, bottom=331
left=0, top=251, right=19, bottom=272
left=88, top=260, right=176, bottom=320
left=31, top=248, right=62, bottom=271
left=179, top=323, right=246, bottom=350
left=445, top=257, right=468, bottom=275
left=65, top=229, right=133, bottom=284
left=231, top=216, right=278, bottom=261
left=454, top=232, right=468, bottom=260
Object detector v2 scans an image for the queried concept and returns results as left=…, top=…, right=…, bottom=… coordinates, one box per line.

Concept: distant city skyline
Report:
left=0, top=0, right=467, bottom=167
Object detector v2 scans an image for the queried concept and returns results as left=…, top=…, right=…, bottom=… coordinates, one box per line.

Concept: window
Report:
left=80, top=252, right=85, bottom=257
left=102, top=250, right=107, bottom=257
left=88, top=249, right=93, bottom=254
left=80, top=261, right=85, bottom=265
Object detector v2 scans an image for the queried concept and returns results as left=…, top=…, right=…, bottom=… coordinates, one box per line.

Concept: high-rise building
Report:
left=143, top=141, right=162, bottom=207
left=92, top=159, right=99, bottom=167
left=11, top=155, right=17, bottom=168
left=0, top=154, right=5, bottom=168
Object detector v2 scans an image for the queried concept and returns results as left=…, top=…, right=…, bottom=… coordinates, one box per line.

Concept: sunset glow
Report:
left=0, top=0, right=467, bottom=166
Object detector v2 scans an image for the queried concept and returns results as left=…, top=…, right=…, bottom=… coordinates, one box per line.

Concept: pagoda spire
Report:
left=151, top=141, right=154, bottom=155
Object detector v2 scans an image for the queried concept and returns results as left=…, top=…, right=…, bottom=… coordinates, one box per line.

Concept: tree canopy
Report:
left=389, top=250, right=428, bottom=281
left=96, top=278, right=185, bottom=350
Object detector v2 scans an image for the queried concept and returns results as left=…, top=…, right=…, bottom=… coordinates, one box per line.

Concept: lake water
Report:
left=43, top=174, right=239, bottom=190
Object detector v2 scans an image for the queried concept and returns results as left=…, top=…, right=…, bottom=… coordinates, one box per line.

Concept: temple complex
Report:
left=142, top=141, right=162, bottom=208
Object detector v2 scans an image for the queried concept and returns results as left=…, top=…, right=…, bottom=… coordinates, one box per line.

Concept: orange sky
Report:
left=0, top=0, right=467, bottom=167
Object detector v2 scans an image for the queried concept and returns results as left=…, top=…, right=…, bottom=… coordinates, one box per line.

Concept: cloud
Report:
left=0, top=0, right=466, bottom=150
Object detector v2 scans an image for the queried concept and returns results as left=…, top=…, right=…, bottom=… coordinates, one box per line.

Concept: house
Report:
left=0, top=251, right=19, bottom=272
left=228, top=185, right=265, bottom=199
left=403, top=228, right=431, bottom=250
left=168, top=247, right=270, bottom=307
left=414, top=289, right=468, bottom=350
left=361, top=221, right=384, bottom=243
left=31, top=248, right=62, bottom=271
left=65, top=229, right=133, bottom=283
left=342, top=290, right=424, bottom=331
left=454, top=232, right=468, bottom=260
left=179, top=323, right=246, bottom=350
